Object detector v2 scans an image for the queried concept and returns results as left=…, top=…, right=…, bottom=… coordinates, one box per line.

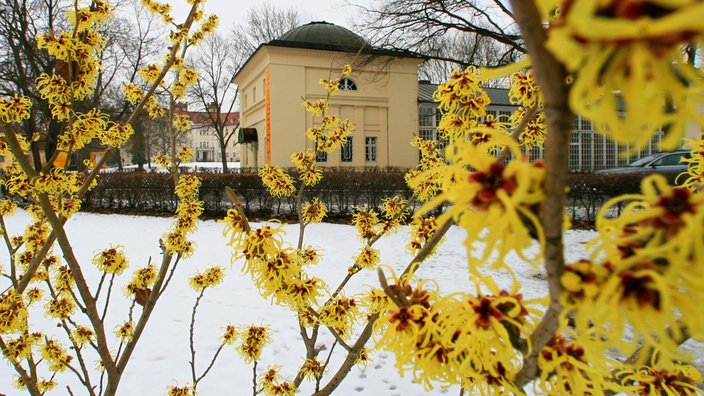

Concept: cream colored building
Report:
left=174, top=103, right=240, bottom=163
left=233, top=21, right=426, bottom=169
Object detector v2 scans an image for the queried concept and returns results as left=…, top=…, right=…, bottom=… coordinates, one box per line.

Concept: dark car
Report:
left=596, top=150, right=691, bottom=177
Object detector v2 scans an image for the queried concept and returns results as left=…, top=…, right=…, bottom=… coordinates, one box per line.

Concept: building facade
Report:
left=234, top=21, right=426, bottom=169
left=418, top=80, right=676, bottom=172
left=173, top=103, right=240, bottom=163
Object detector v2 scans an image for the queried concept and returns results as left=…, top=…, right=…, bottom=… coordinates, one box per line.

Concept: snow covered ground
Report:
left=103, top=162, right=241, bottom=173
left=0, top=209, right=694, bottom=395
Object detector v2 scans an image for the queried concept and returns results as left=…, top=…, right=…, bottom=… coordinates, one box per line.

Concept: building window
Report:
left=580, top=117, right=592, bottom=131
left=572, top=115, right=593, bottom=131
left=316, top=150, right=328, bottom=162
left=339, top=78, right=357, bottom=91
left=365, top=137, right=377, bottom=162
left=419, top=106, right=438, bottom=127
left=200, top=141, right=209, bottom=148
left=341, top=137, right=353, bottom=162
left=200, top=129, right=208, bottom=135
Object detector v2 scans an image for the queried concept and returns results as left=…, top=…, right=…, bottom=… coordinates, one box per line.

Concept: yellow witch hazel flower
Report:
left=419, top=132, right=545, bottom=271
left=359, top=288, right=390, bottom=315
left=280, top=276, right=326, bottom=311
left=375, top=273, right=538, bottom=392
left=291, top=151, right=323, bottom=186
left=301, top=198, right=327, bottom=224
left=45, top=297, right=76, bottom=320
left=124, top=264, right=158, bottom=298
left=509, top=71, right=542, bottom=109
left=69, top=109, right=109, bottom=150
left=221, top=324, right=238, bottom=345
left=318, top=295, right=360, bottom=339
left=100, top=123, right=134, bottom=147
left=4, top=333, right=41, bottom=362
left=236, top=324, right=271, bottom=364
left=173, top=114, right=191, bottom=132
left=341, top=64, right=352, bottom=76
left=319, top=78, right=340, bottom=96
left=92, top=245, right=129, bottom=275
left=154, top=154, right=171, bottom=169
left=537, top=335, right=621, bottom=395
left=122, top=82, right=143, bottom=103
left=545, top=0, right=704, bottom=150
left=71, top=326, right=94, bottom=347
left=174, top=174, right=201, bottom=199
left=0, top=95, right=32, bottom=123
left=680, top=135, right=704, bottom=191
left=42, top=338, right=72, bottom=372
left=139, top=63, right=162, bottom=84
left=302, top=99, right=328, bottom=117
left=115, top=321, right=135, bottom=342
left=189, top=266, right=225, bottom=290
left=0, top=290, right=28, bottom=333
left=176, top=146, right=193, bottom=163
left=512, top=108, right=546, bottom=150
left=240, top=224, right=285, bottom=262
left=259, top=165, right=296, bottom=197
left=350, top=245, right=380, bottom=274
left=406, top=216, right=440, bottom=256
left=433, top=66, right=490, bottom=141
left=564, top=174, right=704, bottom=364
left=617, top=360, right=704, bottom=395
left=300, top=358, right=325, bottom=380
left=166, top=385, right=194, bottom=396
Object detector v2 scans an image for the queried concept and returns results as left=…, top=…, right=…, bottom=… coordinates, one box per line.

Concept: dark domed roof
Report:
left=268, top=21, right=367, bottom=52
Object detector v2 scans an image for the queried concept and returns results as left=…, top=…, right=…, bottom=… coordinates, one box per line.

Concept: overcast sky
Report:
left=168, top=0, right=361, bottom=34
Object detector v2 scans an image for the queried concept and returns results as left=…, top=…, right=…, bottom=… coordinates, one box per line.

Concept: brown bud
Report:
left=135, top=288, right=151, bottom=306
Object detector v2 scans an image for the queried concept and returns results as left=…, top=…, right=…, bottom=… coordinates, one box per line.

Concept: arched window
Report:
left=338, top=78, right=357, bottom=91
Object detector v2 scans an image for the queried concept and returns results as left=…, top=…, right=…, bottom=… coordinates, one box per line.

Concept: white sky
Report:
left=167, top=0, right=360, bottom=34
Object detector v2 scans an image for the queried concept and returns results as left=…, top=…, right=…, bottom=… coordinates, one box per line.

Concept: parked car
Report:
left=595, top=150, right=691, bottom=177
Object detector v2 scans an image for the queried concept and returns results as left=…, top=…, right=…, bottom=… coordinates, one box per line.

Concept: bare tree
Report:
left=418, top=30, right=517, bottom=84
left=230, top=1, right=300, bottom=58
left=351, top=0, right=523, bottom=80
left=0, top=0, right=66, bottom=169
left=102, top=0, right=167, bottom=169
left=188, top=33, right=239, bottom=172
left=93, top=0, right=166, bottom=117
left=0, top=0, right=167, bottom=170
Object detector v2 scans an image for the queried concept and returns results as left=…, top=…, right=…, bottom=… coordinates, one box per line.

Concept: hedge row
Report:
left=83, top=168, right=414, bottom=221
left=565, top=171, right=685, bottom=226
left=82, top=168, right=685, bottom=226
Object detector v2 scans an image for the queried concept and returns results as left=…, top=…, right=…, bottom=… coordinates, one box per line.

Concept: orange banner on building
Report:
left=265, top=66, right=272, bottom=166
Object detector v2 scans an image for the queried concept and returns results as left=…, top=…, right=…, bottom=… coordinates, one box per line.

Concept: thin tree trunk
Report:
left=510, top=1, right=572, bottom=387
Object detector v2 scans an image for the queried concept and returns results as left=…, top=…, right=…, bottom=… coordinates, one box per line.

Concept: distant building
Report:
left=233, top=21, right=426, bottom=169
left=418, top=80, right=518, bottom=145
left=173, top=103, right=240, bottom=163
left=418, top=80, right=678, bottom=172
